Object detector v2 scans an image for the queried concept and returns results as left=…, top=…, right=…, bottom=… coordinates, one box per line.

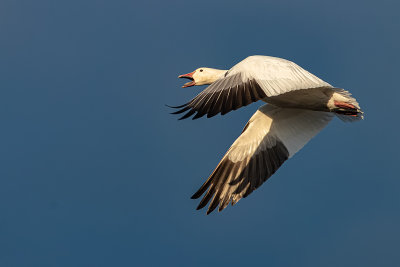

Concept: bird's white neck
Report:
left=206, top=69, right=228, bottom=83
left=193, top=68, right=228, bottom=85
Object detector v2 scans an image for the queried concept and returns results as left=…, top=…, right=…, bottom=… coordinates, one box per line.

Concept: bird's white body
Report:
left=172, top=55, right=363, bottom=214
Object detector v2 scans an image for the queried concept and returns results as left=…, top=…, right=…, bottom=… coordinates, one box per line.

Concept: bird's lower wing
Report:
left=170, top=73, right=267, bottom=120
left=192, top=105, right=334, bottom=214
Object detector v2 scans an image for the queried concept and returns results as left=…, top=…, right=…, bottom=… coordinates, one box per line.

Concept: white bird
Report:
left=170, top=55, right=363, bottom=214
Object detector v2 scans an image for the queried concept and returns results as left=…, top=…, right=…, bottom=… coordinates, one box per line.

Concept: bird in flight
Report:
left=170, top=55, right=363, bottom=215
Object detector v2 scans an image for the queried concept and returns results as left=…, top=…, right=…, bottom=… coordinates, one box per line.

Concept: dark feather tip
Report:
left=165, top=103, right=188, bottom=109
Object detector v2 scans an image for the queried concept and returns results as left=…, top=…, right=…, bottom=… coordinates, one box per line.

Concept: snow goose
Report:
left=170, top=55, right=363, bottom=214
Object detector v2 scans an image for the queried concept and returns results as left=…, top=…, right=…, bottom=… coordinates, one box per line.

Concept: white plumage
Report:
left=227, top=55, right=332, bottom=96
left=171, top=55, right=363, bottom=214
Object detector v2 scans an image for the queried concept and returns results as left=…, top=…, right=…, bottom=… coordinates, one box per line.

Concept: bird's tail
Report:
left=331, top=88, right=364, bottom=122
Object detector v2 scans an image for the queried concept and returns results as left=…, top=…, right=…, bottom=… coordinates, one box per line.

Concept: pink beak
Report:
left=178, top=71, right=196, bottom=88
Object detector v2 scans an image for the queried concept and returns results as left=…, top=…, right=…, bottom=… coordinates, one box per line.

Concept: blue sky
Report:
left=0, top=0, right=399, bottom=266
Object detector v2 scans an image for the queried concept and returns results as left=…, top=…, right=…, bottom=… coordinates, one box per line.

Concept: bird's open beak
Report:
left=178, top=71, right=195, bottom=88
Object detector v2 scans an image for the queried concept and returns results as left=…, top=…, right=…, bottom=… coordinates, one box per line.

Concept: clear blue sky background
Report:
left=0, top=0, right=399, bottom=266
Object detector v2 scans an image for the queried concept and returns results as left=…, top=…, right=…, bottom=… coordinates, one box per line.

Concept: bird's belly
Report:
left=262, top=87, right=333, bottom=111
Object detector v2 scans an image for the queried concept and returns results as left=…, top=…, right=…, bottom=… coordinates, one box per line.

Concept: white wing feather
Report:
left=228, top=55, right=332, bottom=97
left=192, top=104, right=333, bottom=214
left=229, top=104, right=333, bottom=161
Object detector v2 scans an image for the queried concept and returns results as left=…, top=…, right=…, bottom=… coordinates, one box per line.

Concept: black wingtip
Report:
left=206, top=112, right=218, bottom=119
left=192, top=112, right=205, bottom=120
left=165, top=103, right=189, bottom=109
left=196, top=198, right=209, bottom=211
left=178, top=109, right=196, bottom=120
left=206, top=204, right=218, bottom=215
left=170, top=106, right=190, bottom=115
left=191, top=192, right=201, bottom=199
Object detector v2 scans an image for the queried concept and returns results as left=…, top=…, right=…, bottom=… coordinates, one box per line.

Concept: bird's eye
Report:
left=200, top=69, right=203, bottom=72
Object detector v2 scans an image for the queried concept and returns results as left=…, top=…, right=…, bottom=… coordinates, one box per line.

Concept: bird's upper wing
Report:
left=171, top=56, right=332, bottom=120
left=192, top=104, right=334, bottom=214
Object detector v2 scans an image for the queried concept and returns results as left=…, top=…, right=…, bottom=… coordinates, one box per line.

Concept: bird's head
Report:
left=178, top=67, right=226, bottom=88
